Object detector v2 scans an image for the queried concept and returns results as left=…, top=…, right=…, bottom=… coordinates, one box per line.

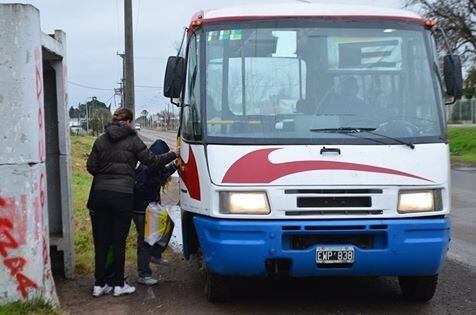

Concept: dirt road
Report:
left=57, top=185, right=476, bottom=315
left=56, top=129, right=476, bottom=314
left=55, top=189, right=476, bottom=315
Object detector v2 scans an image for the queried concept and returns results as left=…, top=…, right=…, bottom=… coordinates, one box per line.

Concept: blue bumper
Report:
left=193, top=216, right=450, bottom=277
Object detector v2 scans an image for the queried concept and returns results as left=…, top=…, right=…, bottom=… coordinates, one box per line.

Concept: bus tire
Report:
left=205, top=272, right=228, bottom=303
left=398, top=274, right=438, bottom=302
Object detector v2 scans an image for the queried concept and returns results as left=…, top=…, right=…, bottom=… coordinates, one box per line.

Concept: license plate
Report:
left=316, top=246, right=355, bottom=264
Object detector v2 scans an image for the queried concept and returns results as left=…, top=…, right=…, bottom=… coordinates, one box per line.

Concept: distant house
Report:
left=150, top=114, right=163, bottom=123
left=69, top=118, right=83, bottom=134
left=148, top=112, right=179, bottom=130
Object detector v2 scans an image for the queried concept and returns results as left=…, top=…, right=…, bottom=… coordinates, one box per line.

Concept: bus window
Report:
left=182, top=33, right=201, bottom=140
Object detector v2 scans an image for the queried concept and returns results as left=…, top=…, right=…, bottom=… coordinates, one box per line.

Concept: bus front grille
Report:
left=285, top=210, right=383, bottom=216
left=297, top=196, right=372, bottom=208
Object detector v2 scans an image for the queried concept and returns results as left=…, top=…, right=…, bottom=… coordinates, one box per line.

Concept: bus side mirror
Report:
left=163, top=56, right=185, bottom=103
left=443, top=54, right=463, bottom=104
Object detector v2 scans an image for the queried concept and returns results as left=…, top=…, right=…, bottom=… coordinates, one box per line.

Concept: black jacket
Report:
left=86, top=123, right=177, bottom=194
left=133, top=163, right=177, bottom=213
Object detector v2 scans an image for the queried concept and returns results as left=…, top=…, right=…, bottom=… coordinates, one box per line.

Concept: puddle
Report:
left=163, top=176, right=183, bottom=253
left=167, top=205, right=183, bottom=253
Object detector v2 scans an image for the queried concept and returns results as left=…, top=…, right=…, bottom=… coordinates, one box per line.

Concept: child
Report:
left=133, top=139, right=177, bottom=286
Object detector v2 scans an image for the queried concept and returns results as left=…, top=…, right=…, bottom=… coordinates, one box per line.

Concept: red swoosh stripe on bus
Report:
left=222, top=148, right=432, bottom=184
left=181, top=146, right=201, bottom=200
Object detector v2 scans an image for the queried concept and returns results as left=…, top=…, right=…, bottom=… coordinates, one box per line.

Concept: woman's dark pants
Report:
left=89, top=190, right=133, bottom=287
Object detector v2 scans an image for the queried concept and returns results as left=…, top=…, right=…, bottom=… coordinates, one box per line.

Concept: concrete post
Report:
left=42, top=29, right=75, bottom=279
left=0, top=4, right=58, bottom=304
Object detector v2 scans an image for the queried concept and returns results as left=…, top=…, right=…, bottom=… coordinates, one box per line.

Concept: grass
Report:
left=71, top=135, right=138, bottom=274
left=0, top=300, right=57, bottom=315
left=448, top=127, right=476, bottom=165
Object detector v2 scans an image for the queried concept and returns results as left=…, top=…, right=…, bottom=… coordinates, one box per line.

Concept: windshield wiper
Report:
left=310, top=127, right=377, bottom=133
left=361, top=129, right=415, bottom=149
left=310, top=127, right=415, bottom=149
left=310, top=127, right=389, bottom=146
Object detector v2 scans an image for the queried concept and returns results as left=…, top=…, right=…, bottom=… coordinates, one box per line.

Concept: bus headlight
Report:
left=219, top=192, right=270, bottom=215
left=397, top=190, right=442, bottom=213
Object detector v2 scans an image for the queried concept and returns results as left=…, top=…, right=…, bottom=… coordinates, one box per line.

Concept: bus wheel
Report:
left=205, top=272, right=228, bottom=303
left=398, top=275, right=438, bottom=302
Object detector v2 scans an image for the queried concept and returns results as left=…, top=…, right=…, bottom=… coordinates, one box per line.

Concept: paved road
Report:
left=139, top=128, right=178, bottom=149
left=449, top=167, right=476, bottom=268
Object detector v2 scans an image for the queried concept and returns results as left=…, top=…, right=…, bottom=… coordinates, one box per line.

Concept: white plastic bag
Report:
left=144, top=202, right=175, bottom=247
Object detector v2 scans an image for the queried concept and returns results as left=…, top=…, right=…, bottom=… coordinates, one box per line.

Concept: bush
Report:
left=448, top=127, right=476, bottom=165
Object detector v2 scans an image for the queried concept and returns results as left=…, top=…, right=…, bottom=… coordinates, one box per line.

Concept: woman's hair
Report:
left=112, top=108, right=133, bottom=122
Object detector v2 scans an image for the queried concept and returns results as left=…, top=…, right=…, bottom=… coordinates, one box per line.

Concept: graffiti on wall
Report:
left=37, top=171, right=56, bottom=298
left=31, top=169, right=56, bottom=298
left=0, top=197, right=38, bottom=299
left=35, top=48, right=45, bottom=163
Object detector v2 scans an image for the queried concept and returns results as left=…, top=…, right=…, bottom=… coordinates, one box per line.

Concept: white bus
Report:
left=163, top=3, right=463, bottom=302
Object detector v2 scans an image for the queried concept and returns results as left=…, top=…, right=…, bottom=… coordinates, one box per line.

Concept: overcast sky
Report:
left=1, top=0, right=405, bottom=115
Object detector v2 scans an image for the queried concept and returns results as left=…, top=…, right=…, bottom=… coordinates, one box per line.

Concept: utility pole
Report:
left=77, top=102, right=81, bottom=135
left=85, top=101, right=89, bottom=134
left=124, top=0, right=135, bottom=115
left=116, top=52, right=125, bottom=107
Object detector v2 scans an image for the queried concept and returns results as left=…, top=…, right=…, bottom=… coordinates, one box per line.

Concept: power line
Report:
left=135, top=56, right=168, bottom=60
left=105, top=94, right=116, bottom=104
left=68, top=80, right=161, bottom=91
left=136, top=85, right=162, bottom=89
left=68, top=81, right=113, bottom=91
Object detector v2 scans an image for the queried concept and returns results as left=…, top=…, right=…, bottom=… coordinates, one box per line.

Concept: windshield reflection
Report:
left=204, top=23, right=443, bottom=144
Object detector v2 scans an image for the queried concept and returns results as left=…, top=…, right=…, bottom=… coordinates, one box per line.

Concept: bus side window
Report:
left=182, top=34, right=202, bottom=141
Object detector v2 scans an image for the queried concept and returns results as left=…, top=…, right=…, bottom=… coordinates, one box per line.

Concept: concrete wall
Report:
left=0, top=164, right=57, bottom=303
left=0, top=5, right=44, bottom=165
left=0, top=4, right=72, bottom=304
left=42, top=30, right=75, bottom=280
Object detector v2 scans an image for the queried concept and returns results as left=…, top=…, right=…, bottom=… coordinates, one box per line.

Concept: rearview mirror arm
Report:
left=434, top=27, right=454, bottom=54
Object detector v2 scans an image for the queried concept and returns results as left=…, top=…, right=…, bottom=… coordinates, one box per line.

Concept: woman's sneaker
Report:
left=92, top=284, right=112, bottom=297
left=113, top=282, right=136, bottom=297
left=137, top=276, right=159, bottom=286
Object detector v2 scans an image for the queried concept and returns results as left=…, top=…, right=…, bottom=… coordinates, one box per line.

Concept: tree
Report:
left=71, top=97, right=111, bottom=133
left=406, top=0, right=476, bottom=63
left=139, top=109, right=149, bottom=127
left=88, top=107, right=112, bottom=136
left=464, top=67, right=476, bottom=98
left=135, top=115, right=146, bottom=125
left=76, top=98, right=109, bottom=119
left=159, top=109, right=178, bottom=130
left=69, top=106, right=79, bottom=119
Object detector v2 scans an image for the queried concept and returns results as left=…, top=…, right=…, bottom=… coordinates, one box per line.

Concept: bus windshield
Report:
left=203, top=21, right=444, bottom=145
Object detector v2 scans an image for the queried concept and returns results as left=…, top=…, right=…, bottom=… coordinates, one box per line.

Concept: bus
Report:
left=163, top=3, right=463, bottom=302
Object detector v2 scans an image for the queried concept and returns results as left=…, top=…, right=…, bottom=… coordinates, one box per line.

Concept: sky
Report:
left=0, top=0, right=405, bottom=115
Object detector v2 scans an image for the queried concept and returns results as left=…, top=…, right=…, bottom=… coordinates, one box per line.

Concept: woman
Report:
left=86, top=108, right=178, bottom=297
left=133, top=139, right=177, bottom=286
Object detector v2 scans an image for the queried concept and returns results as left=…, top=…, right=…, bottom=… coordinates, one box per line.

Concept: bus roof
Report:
left=194, top=3, right=424, bottom=25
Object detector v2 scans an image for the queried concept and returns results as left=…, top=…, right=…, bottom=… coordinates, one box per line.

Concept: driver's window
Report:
left=182, top=34, right=201, bottom=140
